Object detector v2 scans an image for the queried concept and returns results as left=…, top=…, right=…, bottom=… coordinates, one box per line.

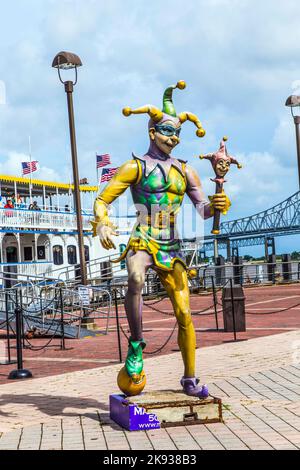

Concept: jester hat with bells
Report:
left=122, top=81, right=206, bottom=138
left=200, top=137, right=242, bottom=185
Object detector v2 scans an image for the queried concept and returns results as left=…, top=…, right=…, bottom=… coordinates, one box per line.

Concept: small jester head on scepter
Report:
left=200, top=137, right=242, bottom=186
left=122, top=81, right=206, bottom=156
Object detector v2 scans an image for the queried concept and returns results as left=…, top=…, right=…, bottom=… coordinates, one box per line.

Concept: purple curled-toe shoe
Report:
left=181, top=377, right=209, bottom=399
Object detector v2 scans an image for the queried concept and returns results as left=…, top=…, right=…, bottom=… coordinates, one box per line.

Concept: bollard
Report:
left=8, top=306, right=33, bottom=380
left=282, top=254, right=292, bottom=281
left=222, top=282, right=246, bottom=337
left=233, top=256, right=243, bottom=285
left=267, top=254, right=276, bottom=283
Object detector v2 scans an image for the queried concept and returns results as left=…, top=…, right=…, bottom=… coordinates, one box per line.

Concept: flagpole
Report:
left=96, top=153, right=99, bottom=190
left=28, top=136, right=33, bottom=204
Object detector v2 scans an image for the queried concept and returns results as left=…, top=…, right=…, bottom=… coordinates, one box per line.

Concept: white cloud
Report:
left=0, top=152, right=62, bottom=182
left=0, top=0, right=299, bottom=236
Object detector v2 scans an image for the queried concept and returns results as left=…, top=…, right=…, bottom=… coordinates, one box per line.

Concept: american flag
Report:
left=100, top=168, right=118, bottom=183
left=22, top=161, right=39, bottom=175
left=96, top=154, right=111, bottom=169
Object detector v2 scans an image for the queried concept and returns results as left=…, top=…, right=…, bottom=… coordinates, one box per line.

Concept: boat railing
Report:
left=0, top=261, right=54, bottom=280
left=0, top=207, right=134, bottom=233
left=0, top=207, right=93, bottom=231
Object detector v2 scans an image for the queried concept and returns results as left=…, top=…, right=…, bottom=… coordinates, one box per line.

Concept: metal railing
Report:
left=197, top=260, right=300, bottom=288
left=0, top=207, right=93, bottom=231
left=0, top=283, right=113, bottom=339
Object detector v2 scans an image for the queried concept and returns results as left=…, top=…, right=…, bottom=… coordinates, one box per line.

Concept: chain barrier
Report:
left=118, top=314, right=178, bottom=356
left=2, top=270, right=299, bottom=371
left=245, top=300, right=300, bottom=315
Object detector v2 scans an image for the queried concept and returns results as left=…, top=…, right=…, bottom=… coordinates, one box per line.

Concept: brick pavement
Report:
left=0, top=329, right=300, bottom=450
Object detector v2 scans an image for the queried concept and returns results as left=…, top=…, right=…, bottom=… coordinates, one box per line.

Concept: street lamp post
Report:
left=52, top=51, right=87, bottom=286
left=285, top=95, right=300, bottom=189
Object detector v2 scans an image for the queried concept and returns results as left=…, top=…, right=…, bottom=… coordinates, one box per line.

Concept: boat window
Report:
left=67, top=245, right=77, bottom=265
left=37, top=246, right=46, bottom=260
left=6, top=246, right=18, bottom=263
left=24, top=247, right=33, bottom=262
left=53, top=245, right=63, bottom=265
left=84, top=245, right=90, bottom=262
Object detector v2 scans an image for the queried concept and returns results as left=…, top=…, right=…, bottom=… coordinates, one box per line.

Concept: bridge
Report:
left=202, top=191, right=300, bottom=256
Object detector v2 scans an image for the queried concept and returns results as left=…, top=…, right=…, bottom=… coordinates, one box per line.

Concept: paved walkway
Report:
left=2, top=284, right=300, bottom=385
left=0, top=330, right=300, bottom=450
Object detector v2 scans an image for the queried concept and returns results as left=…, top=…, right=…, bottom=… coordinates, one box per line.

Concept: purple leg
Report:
left=124, top=250, right=153, bottom=341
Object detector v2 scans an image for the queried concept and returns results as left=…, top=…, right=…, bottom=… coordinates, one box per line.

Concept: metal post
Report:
left=8, top=296, right=32, bottom=380
left=114, top=288, right=123, bottom=363
left=229, top=278, right=237, bottom=342
left=60, top=288, right=66, bottom=350
left=19, top=290, right=26, bottom=349
left=64, top=81, right=87, bottom=286
left=294, top=116, right=300, bottom=188
left=5, top=292, right=12, bottom=364
left=211, top=276, right=219, bottom=331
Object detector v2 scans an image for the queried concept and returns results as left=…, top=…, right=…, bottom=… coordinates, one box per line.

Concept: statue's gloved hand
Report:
left=208, top=191, right=231, bottom=215
left=90, top=220, right=118, bottom=250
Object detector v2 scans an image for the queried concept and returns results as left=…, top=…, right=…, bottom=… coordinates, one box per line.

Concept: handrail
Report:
left=0, top=207, right=91, bottom=216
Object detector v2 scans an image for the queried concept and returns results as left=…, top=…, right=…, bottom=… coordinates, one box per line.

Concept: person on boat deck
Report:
left=4, top=199, right=14, bottom=217
left=16, top=194, right=24, bottom=208
left=4, top=199, right=14, bottom=209
left=28, top=201, right=41, bottom=211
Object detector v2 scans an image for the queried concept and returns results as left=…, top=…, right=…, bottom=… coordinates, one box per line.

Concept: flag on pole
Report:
left=100, top=168, right=118, bottom=183
left=96, top=154, right=111, bottom=168
left=22, top=161, right=39, bottom=175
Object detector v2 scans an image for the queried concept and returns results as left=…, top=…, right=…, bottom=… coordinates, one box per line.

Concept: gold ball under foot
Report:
left=117, top=367, right=147, bottom=397
left=211, top=230, right=220, bottom=235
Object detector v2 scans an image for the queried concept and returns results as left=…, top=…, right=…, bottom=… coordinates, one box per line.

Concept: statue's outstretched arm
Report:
left=92, top=160, right=141, bottom=246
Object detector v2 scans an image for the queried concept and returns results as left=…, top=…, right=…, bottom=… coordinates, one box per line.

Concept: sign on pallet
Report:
left=110, top=391, right=223, bottom=431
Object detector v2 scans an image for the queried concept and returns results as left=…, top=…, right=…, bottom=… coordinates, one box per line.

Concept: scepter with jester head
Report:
left=200, top=137, right=242, bottom=235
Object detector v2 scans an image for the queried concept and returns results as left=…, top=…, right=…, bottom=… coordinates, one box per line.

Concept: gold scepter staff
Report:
left=199, top=137, right=242, bottom=235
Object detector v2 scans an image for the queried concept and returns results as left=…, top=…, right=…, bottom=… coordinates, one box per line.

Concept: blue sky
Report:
left=0, top=0, right=300, bottom=255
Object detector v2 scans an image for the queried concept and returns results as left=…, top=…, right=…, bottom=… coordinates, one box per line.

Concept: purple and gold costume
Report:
left=93, top=81, right=230, bottom=398
left=118, top=150, right=212, bottom=271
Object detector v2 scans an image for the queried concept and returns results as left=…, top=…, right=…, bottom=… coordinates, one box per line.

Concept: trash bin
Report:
left=222, top=285, right=246, bottom=332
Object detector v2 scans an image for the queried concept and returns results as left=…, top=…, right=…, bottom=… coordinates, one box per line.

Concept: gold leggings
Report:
left=157, top=263, right=196, bottom=378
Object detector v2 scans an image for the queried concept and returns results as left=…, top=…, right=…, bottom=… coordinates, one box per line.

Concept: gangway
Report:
left=0, top=310, right=98, bottom=339
left=0, top=282, right=112, bottom=340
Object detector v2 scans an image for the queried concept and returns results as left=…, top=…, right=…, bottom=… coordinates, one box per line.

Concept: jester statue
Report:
left=92, top=81, right=230, bottom=398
